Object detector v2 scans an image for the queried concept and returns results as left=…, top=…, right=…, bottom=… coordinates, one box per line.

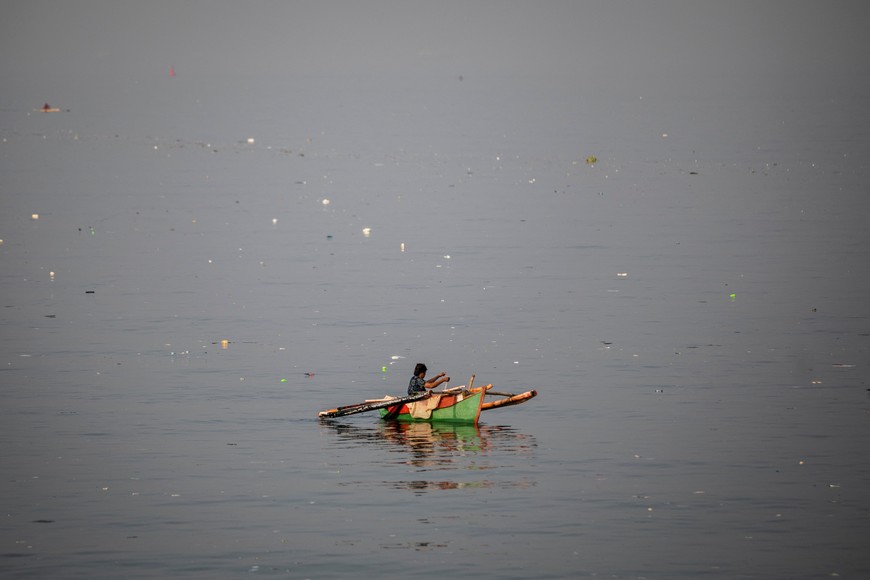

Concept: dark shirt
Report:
left=408, top=376, right=426, bottom=395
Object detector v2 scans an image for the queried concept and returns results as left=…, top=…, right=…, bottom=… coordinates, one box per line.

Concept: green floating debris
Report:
left=729, top=293, right=736, bottom=302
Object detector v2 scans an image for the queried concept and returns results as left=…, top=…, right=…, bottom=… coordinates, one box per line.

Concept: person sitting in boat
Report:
left=408, top=363, right=450, bottom=395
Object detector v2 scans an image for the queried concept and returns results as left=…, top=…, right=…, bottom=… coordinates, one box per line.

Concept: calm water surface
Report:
left=2, top=74, right=869, bottom=578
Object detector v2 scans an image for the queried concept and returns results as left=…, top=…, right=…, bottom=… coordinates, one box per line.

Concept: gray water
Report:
left=2, top=64, right=870, bottom=579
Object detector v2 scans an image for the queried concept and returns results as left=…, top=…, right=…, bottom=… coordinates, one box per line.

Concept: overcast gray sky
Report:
left=3, top=0, right=869, bottom=92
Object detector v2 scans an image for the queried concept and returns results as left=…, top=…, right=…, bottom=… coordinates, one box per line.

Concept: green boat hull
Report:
left=379, top=390, right=483, bottom=424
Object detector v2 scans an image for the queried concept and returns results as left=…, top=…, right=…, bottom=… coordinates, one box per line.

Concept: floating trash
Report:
left=221, top=339, right=229, bottom=349
left=400, top=242, right=405, bottom=252
left=617, top=272, right=628, bottom=277
left=31, top=213, right=39, bottom=220
left=272, top=218, right=278, bottom=225
left=362, top=227, right=371, bottom=237
left=246, top=138, right=255, bottom=144
left=49, top=271, right=55, bottom=281
left=381, top=366, right=387, bottom=372
left=585, top=155, right=597, bottom=165
left=322, top=198, right=330, bottom=206
left=729, top=293, right=736, bottom=301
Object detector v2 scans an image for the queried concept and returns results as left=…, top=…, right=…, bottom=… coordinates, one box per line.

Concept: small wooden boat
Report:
left=318, top=375, right=537, bottom=425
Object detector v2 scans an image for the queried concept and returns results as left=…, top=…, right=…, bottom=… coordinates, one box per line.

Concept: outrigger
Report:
left=318, top=375, right=537, bottom=425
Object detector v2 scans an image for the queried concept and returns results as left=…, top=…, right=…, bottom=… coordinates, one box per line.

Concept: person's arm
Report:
left=424, top=372, right=450, bottom=389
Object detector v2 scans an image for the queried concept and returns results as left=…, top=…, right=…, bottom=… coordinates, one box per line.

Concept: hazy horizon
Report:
left=4, top=1, right=870, bottom=94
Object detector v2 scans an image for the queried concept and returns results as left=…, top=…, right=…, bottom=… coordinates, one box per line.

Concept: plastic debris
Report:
left=585, top=155, right=597, bottom=165
left=362, top=227, right=371, bottom=237
left=220, top=339, right=229, bottom=349
left=322, top=198, right=330, bottom=206
left=617, top=272, right=628, bottom=277
left=31, top=213, right=39, bottom=220
left=400, top=242, right=405, bottom=252
left=272, top=218, right=278, bottom=224
left=729, top=293, right=736, bottom=301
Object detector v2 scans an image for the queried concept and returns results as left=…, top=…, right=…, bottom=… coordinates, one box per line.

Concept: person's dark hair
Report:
left=413, top=363, right=427, bottom=376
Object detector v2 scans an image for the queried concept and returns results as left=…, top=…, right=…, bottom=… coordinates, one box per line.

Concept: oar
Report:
left=318, top=392, right=427, bottom=418
left=440, top=373, right=476, bottom=394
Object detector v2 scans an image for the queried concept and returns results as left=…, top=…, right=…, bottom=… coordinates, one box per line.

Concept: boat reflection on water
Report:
left=320, top=420, right=537, bottom=495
